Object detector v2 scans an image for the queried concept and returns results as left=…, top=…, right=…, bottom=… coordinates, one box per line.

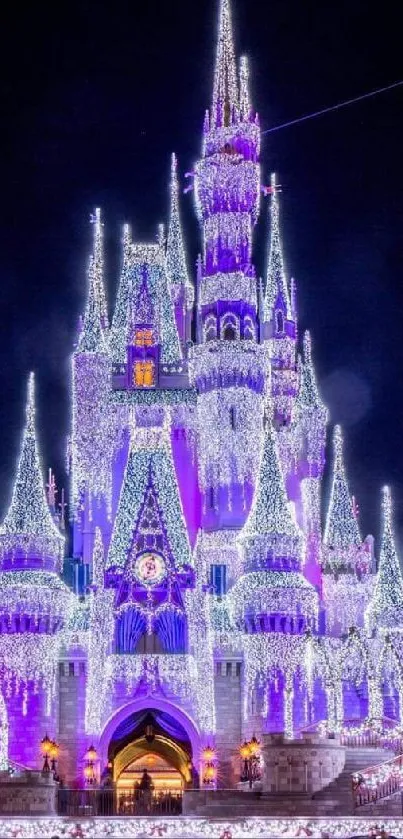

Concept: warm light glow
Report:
left=40, top=734, right=52, bottom=756
left=133, top=360, right=155, bottom=387
left=134, top=328, right=154, bottom=347
left=202, top=746, right=216, bottom=762
left=85, top=744, right=98, bottom=763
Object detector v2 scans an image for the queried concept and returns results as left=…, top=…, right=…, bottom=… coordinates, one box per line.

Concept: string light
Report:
left=106, top=412, right=193, bottom=573
left=264, top=173, right=292, bottom=322
left=211, top=0, right=239, bottom=128
left=0, top=375, right=64, bottom=568
left=166, top=153, right=194, bottom=308
left=366, top=486, right=403, bottom=633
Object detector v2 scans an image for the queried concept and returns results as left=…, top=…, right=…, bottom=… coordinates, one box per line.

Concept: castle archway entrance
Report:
left=106, top=709, right=193, bottom=814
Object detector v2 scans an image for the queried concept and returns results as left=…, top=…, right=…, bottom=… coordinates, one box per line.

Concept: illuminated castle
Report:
left=0, top=0, right=401, bottom=793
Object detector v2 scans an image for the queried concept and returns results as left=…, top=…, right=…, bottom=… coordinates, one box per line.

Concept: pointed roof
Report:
left=264, top=174, right=292, bottom=322
left=324, top=426, right=361, bottom=550
left=298, top=331, right=326, bottom=411
left=366, top=486, right=403, bottom=631
left=166, top=153, right=193, bottom=305
left=77, top=208, right=109, bottom=354
left=110, top=224, right=132, bottom=364
left=240, top=411, right=303, bottom=559
left=106, top=418, right=192, bottom=572
left=239, top=56, right=251, bottom=121
left=212, top=0, right=239, bottom=127
left=0, top=374, right=64, bottom=566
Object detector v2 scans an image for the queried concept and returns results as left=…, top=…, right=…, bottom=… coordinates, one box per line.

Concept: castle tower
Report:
left=365, top=486, right=403, bottom=633
left=71, top=208, right=112, bottom=568
left=166, top=153, right=194, bottom=347
left=322, top=426, right=373, bottom=634
left=232, top=409, right=318, bottom=738
left=0, top=375, right=70, bottom=766
left=263, top=174, right=298, bottom=429
left=296, top=331, right=328, bottom=588
left=190, top=0, right=267, bottom=556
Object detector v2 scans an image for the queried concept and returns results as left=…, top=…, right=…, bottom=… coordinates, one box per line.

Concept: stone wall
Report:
left=57, top=657, right=87, bottom=784
left=214, top=658, right=242, bottom=787
left=0, top=771, right=56, bottom=815
left=262, top=733, right=345, bottom=794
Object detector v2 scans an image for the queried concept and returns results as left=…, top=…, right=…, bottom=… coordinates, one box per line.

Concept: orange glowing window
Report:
left=134, top=328, right=153, bottom=347
left=134, top=360, right=155, bottom=388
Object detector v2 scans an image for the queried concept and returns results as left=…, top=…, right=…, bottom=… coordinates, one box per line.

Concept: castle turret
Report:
left=166, top=153, right=194, bottom=346
left=190, top=0, right=267, bottom=553
left=323, top=426, right=373, bottom=633
left=296, top=331, right=328, bottom=588
left=365, top=486, right=403, bottom=633
left=230, top=409, right=318, bottom=737
left=263, top=174, right=298, bottom=429
left=0, top=375, right=71, bottom=766
left=71, top=209, right=112, bottom=567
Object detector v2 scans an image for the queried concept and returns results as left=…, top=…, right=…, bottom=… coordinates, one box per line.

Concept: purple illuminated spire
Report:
left=212, top=0, right=239, bottom=127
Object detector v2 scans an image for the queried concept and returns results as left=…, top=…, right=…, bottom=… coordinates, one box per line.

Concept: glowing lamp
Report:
left=83, top=764, right=93, bottom=780
left=41, top=734, right=52, bottom=756
left=249, top=735, right=260, bottom=756
left=202, top=746, right=215, bottom=762
left=239, top=742, right=250, bottom=759
left=85, top=745, right=97, bottom=763
left=204, top=764, right=216, bottom=782
left=49, top=742, right=59, bottom=760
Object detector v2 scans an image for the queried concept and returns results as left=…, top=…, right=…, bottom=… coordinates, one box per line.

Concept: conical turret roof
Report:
left=0, top=374, right=64, bottom=567
left=366, top=486, right=403, bottom=631
left=324, top=426, right=361, bottom=551
left=166, top=153, right=193, bottom=306
left=264, top=174, right=292, bottom=322
left=77, top=208, right=109, bottom=354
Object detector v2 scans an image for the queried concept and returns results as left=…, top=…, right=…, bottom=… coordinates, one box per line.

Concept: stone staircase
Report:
left=312, top=747, right=396, bottom=816
left=184, top=747, right=398, bottom=818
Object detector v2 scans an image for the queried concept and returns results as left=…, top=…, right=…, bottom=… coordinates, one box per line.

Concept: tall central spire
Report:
left=212, top=0, right=239, bottom=126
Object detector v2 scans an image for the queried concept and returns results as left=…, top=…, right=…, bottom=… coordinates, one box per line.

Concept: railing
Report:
left=294, top=717, right=403, bottom=753
left=57, top=788, right=182, bottom=817
left=353, top=753, right=403, bottom=808
left=341, top=718, right=403, bottom=754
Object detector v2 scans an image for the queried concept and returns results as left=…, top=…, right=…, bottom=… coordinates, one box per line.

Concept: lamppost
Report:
left=41, top=735, right=60, bottom=779
left=239, top=735, right=261, bottom=788
left=49, top=741, right=60, bottom=780
left=84, top=745, right=98, bottom=786
left=201, top=746, right=217, bottom=787
left=40, top=734, right=52, bottom=774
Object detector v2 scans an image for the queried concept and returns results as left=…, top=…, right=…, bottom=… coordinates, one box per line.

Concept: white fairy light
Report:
left=366, top=486, right=403, bottom=633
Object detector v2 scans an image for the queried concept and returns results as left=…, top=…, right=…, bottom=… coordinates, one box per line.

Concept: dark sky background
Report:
left=0, top=0, right=402, bottom=556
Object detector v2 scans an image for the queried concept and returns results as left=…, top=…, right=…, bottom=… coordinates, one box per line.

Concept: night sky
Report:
left=0, top=0, right=402, bottom=555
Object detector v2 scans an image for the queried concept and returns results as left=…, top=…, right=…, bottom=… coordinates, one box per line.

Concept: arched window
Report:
left=230, top=406, right=237, bottom=429
left=243, top=315, right=255, bottom=341
left=275, top=310, right=284, bottom=335
left=221, top=312, right=239, bottom=341
left=204, top=315, right=217, bottom=343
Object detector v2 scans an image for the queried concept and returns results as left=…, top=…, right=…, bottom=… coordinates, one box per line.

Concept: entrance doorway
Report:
left=108, top=710, right=192, bottom=815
